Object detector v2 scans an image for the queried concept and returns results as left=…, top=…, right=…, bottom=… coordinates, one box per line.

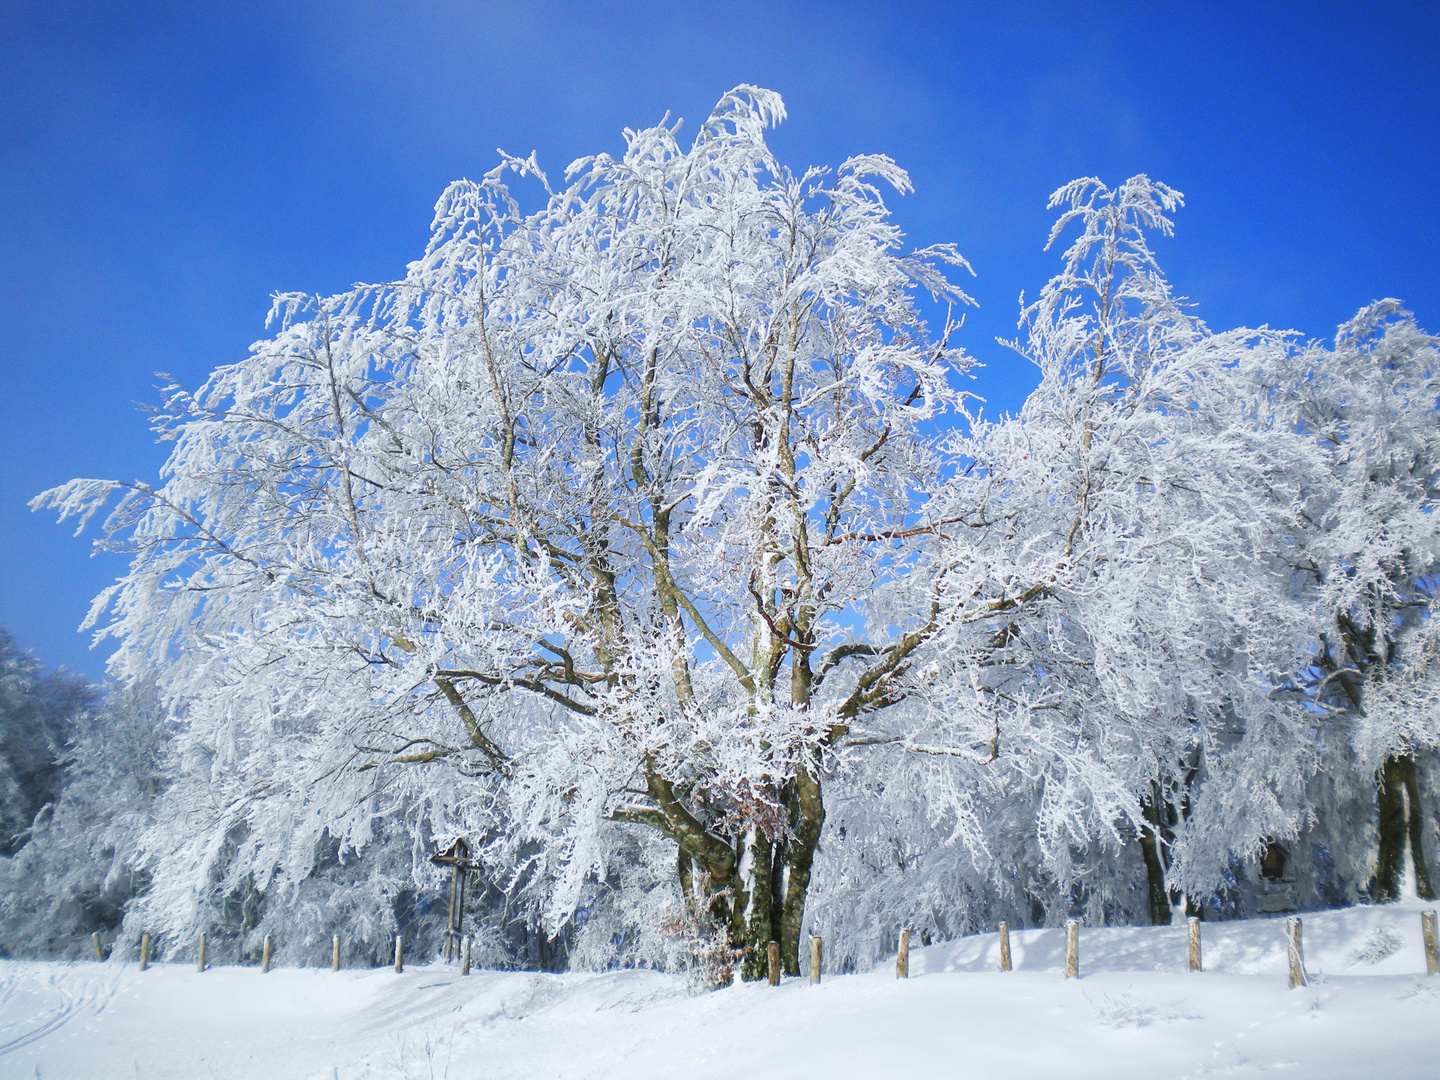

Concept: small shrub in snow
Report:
left=1089, top=988, right=1198, bottom=1028
left=1090, top=989, right=1157, bottom=1027
left=1346, top=925, right=1402, bottom=967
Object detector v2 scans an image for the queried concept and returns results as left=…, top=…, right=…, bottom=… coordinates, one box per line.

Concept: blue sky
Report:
left=3, top=1, right=1437, bottom=680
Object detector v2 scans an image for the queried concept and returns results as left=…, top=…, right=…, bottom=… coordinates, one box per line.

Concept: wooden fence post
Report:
left=332, top=935, right=341, bottom=972
left=896, top=928, right=910, bottom=980
left=262, top=935, right=272, bottom=973
left=394, top=936, right=403, bottom=974
left=461, top=936, right=471, bottom=976
left=998, top=922, right=1012, bottom=972
left=1286, top=917, right=1307, bottom=988
left=767, top=940, right=781, bottom=985
left=196, top=933, right=207, bottom=973
left=92, top=932, right=104, bottom=962
left=1423, top=911, right=1439, bottom=976
left=1188, top=916, right=1202, bottom=972
left=1064, top=920, right=1079, bottom=979
left=139, top=932, right=151, bottom=971
left=810, top=936, right=822, bottom=985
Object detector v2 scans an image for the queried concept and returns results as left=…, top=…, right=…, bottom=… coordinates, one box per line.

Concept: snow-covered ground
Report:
left=5, top=902, right=1440, bottom=1080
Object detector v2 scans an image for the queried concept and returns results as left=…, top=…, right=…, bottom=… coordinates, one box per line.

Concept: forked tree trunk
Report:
left=731, top=782, right=825, bottom=980
left=670, top=764, right=826, bottom=982
left=1375, top=754, right=1436, bottom=902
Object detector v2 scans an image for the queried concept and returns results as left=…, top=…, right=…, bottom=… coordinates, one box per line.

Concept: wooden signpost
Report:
left=430, top=838, right=482, bottom=963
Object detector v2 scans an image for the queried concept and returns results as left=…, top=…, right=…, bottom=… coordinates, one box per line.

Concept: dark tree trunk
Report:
left=644, top=760, right=826, bottom=983
left=1139, top=791, right=1174, bottom=926
left=1138, top=825, right=1172, bottom=926
left=777, top=762, right=824, bottom=975
left=733, top=827, right=775, bottom=981
left=1376, top=754, right=1436, bottom=902
left=1403, top=759, right=1436, bottom=900
left=1375, top=757, right=1408, bottom=901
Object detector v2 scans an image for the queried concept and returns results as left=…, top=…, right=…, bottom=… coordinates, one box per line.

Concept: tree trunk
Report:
left=1138, top=825, right=1171, bottom=925
left=1138, top=792, right=1173, bottom=927
left=1376, top=754, right=1436, bottom=902
left=776, top=763, right=824, bottom=975
left=1376, top=757, right=1406, bottom=900
left=648, top=765, right=824, bottom=983
left=733, top=826, right=775, bottom=981
left=1403, top=757, right=1436, bottom=900
left=1136, top=780, right=1191, bottom=926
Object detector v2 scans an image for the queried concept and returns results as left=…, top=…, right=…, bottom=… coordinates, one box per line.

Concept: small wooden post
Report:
left=998, top=922, right=1012, bottom=972
left=461, top=936, right=471, bottom=976
left=262, top=935, right=272, bottom=973
left=332, top=934, right=341, bottom=972
left=139, top=932, right=151, bottom=971
left=1423, top=911, right=1439, bottom=976
left=1286, top=917, right=1307, bottom=988
left=196, top=933, right=207, bottom=973
left=1064, top=920, right=1079, bottom=979
left=1188, top=916, right=1202, bottom=972
left=446, top=862, right=463, bottom=960
left=809, top=935, right=822, bottom=985
left=767, top=940, right=781, bottom=985
left=896, top=928, right=910, bottom=980
left=394, top=935, right=403, bottom=974
left=92, top=932, right=104, bottom=962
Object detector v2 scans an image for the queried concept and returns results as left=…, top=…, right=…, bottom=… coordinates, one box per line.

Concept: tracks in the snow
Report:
left=0, top=964, right=121, bottom=1057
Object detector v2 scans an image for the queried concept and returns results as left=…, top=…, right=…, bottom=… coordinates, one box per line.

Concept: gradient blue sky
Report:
left=3, top=1, right=1437, bottom=680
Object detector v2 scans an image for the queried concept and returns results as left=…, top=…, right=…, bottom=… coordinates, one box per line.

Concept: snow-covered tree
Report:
left=0, top=678, right=161, bottom=957
left=34, top=87, right=1436, bottom=976
left=35, top=87, right=979, bottom=979
left=0, top=628, right=96, bottom=857
left=813, top=177, right=1326, bottom=943
left=1263, top=302, right=1440, bottom=901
